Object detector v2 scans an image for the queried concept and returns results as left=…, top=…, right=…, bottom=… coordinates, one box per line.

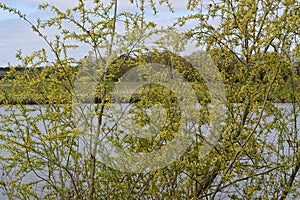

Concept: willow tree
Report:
left=0, top=0, right=211, bottom=199
left=179, top=0, right=300, bottom=198
left=0, top=0, right=299, bottom=199
left=0, top=0, right=178, bottom=199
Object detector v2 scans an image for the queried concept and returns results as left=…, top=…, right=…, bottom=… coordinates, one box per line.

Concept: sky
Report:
left=0, top=0, right=207, bottom=66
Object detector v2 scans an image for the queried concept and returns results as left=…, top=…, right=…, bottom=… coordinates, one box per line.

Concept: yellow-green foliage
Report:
left=0, top=0, right=299, bottom=199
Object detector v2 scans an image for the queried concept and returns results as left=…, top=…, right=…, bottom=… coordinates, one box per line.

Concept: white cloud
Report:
left=1, top=0, right=77, bottom=9
left=0, top=19, right=42, bottom=65
left=0, top=0, right=203, bottom=65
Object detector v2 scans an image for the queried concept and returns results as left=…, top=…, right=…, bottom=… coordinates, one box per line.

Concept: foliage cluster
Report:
left=0, top=0, right=299, bottom=199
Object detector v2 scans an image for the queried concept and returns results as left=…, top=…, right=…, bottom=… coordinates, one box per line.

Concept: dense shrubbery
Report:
left=0, top=0, right=299, bottom=199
